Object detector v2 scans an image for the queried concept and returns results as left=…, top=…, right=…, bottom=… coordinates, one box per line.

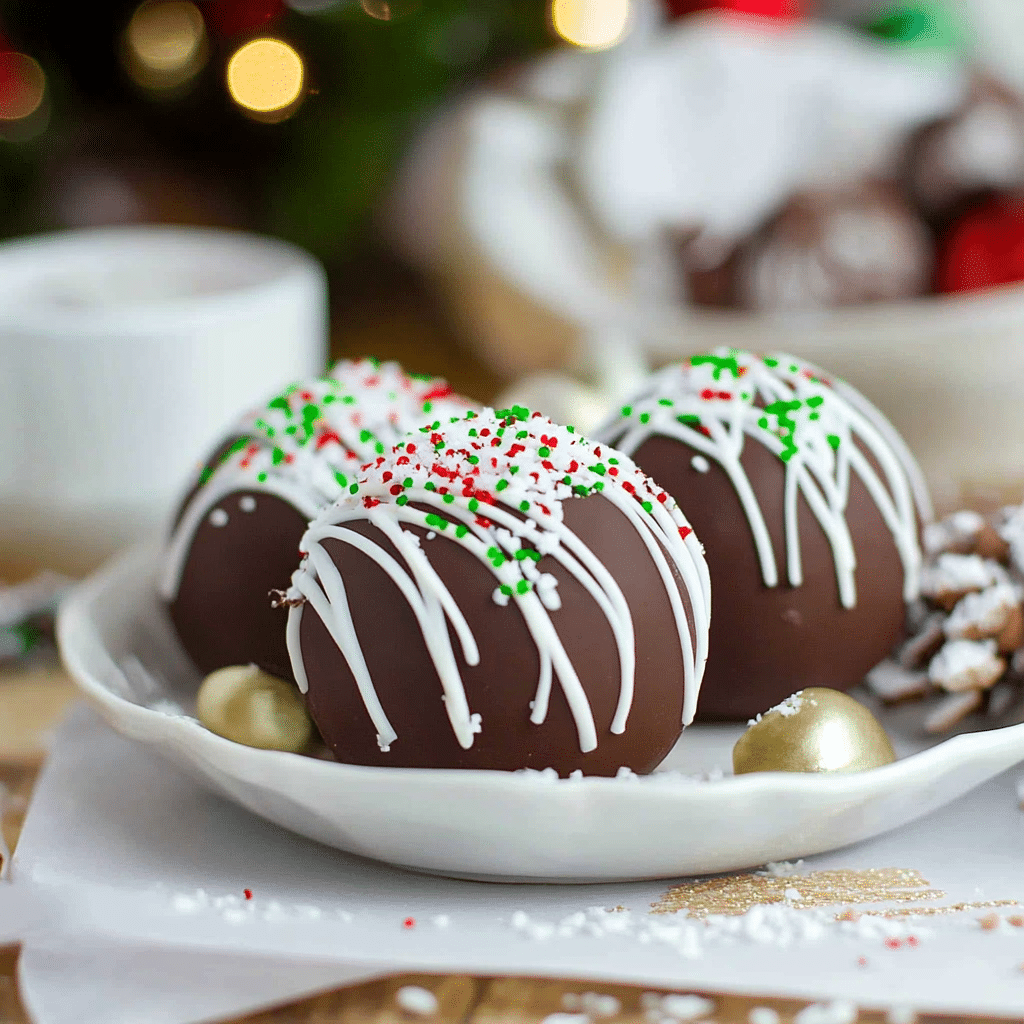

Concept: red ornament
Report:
left=663, top=0, right=803, bottom=19
left=937, top=196, right=1024, bottom=294
left=202, top=0, right=285, bottom=40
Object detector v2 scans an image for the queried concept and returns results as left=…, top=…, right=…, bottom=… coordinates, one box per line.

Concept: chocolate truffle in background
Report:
left=907, top=75, right=1024, bottom=224
left=687, top=182, right=933, bottom=311
left=285, top=407, right=710, bottom=776
left=161, top=359, right=471, bottom=683
left=597, top=349, right=930, bottom=722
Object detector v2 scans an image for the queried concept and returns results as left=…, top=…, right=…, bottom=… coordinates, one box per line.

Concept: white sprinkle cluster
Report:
left=395, top=985, right=439, bottom=1016
left=563, top=991, right=622, bottom=1017
left=507, top=903, right=929, bottom=957
left=644, top=992, right=716, bottom=1021
left=944, top=582, right=1022, bottom=640
left=169, top=889, right=352, bottom=926
left=793, top=1001, right=858, bottom=1024
left=747, top=691, right=806, bottom=728
left=923, top=510, right=985, bottom=556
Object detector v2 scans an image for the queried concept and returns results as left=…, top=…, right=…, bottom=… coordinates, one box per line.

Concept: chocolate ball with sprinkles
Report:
left=284, top=406, right=710, bottom=775
left=597, top=349, right=930, bottom=722
left=161, top=359, right=470, bottom=683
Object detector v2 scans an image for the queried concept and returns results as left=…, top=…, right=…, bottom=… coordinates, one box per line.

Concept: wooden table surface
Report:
left=1, top=304, right=1020, bottom=1023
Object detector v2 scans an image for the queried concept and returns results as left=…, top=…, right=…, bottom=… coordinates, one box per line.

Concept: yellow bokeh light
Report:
left=551, top=0, right=632, bottom=50
left=125, top=0, right=207, bottom=89
left=226, top=38, right=305, bottom=122
left=0, top=53, right=46, bottom=122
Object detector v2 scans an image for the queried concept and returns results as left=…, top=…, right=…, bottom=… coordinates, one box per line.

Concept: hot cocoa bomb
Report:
left=161, top=359, right=470, bottom=682
left=284, top=406, right=710, bottom=775
left=687, top=181, right=932, bottom=311
left=597, top=349, right=929, bottom=721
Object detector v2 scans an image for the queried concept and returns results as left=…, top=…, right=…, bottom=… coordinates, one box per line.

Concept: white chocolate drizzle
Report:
left=161, top=358, right=469, bottom=601
left=286, top=407, right=710, bottom=754
left=597, top=349, right=927, bottom=608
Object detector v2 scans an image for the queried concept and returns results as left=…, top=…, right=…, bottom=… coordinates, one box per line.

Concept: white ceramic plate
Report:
left=58, top=544, right=1024, bottom=884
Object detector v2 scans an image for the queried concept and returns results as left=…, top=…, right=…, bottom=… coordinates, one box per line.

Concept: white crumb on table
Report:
left=793, top=1001, right=857, bottom=1024
left=395, top=985, right=439, bottom=1016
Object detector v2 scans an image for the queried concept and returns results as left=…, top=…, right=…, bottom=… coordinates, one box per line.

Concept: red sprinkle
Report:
left=884, top=937, right=902, bottom=949
left=244, top=889, right=253, bottom=900
left=857, top=956, right=868, bottom=967
left=906, top=935, right=919, bottom=947
left=403, top=917, right=416, bottom=929
left=679, top=526, right=692, bottom=540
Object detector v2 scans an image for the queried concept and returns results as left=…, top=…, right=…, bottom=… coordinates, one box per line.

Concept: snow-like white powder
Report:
left=793, top=1002, right=857, bottom=1024
left=396, top=985, right=439, bottom=1016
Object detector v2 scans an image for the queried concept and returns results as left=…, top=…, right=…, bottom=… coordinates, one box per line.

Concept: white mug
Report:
left=0, top=226, right=327, bottom=575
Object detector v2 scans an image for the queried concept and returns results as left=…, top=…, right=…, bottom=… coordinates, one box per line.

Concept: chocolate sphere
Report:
left=908, top=75, right=1024, bottom=224
left=162, top=359, right=470, bottom=681
left=285, top=407, right=710, bottom=775
left=687, top=182, right=932, bottom=311
left=598, top=350, right=928, bottom=721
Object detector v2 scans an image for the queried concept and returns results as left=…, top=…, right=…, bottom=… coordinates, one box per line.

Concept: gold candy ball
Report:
left=197, top=664, right=313, bottom=753
left=732, top=687, right=897, bottom=775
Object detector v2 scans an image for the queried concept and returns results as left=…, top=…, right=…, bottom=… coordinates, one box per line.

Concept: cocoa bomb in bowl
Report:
left=283, top=406, right=710, bottom=776
left=161, top=358, right=470, bottom=683
left=597, top=349, right=929, bottom=722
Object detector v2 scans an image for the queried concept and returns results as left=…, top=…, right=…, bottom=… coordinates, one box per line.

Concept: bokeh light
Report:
left=226, top=38, right=305, bottom=122
left=0, top=52, right=46, bottom=122
left=124, top=1, right=208, bottom=91
left=550, top=0, right=632, bottom=50
left=359, top=0, right=421, bottom=21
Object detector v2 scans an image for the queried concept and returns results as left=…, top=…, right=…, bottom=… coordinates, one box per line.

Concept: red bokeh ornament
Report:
left=202, top=0, right=284, bottom=40
left=662, top=0, right=803, bottom=19
left=937, top=196, right=1024, bottom=294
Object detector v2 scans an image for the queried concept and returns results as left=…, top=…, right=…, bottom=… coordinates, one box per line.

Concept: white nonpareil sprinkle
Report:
left=748, top=691, right=805, bottom=727
left=749, top=1009, right=781, bottom=1024
left=690, top=455, right=710, bottom=473
left=793, top=1001, right=858, bottom=1024
left=658, top=992, right=715, bottom=1020
left=209, top=508, right=228, bottom=527
left=395, top=985, right=439, bottom=1016
left=885, top=1007, right=917, bottom=1024
left=508, top=903, right=928, bottom=958
left=239, top=496, right=257, bottom=512
left=563, top=992, right=621, bottom=1017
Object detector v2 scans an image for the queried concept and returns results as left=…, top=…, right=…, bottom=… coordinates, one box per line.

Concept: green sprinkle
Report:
left=375, top=442, right=385, bottom=454
left=403, top=477, right=413, bottom=488
left=487, top=546, right=505, bottom=567
left=516, top=430, right=528, bottom=439
left=827, top=434, right=841, bottom=450
left=758, top=417, right=770, bottom=429
left=516, top=579, right=532, bottom=595
left=272, top=447, right=286, bottom=465
left=593, top=480, right=604, bottom=491
left=469, top=429, right=478, bottom=437
left=621, top=405, right=633, bottom=417
left=257, top=471, right=267, bottom=483
left=396, top=494, right=408, bottom=506
left=455, top=524, right=469, bottom=538
left=566, top=426, right=575, bottom=434
left=342, top=395, right=355, bottom=405
left=322, top=393, right=337, bottom=404
left=425, top=481, right=437, bottom=491
left=515, top=549, right=541, bottom=562
left=639, top=412, right=650, bottom=424
left=509, top=465, right=519, bottom=475
left=359, top=429, right=373, bottom=443
left=658, top=398, right=673, bottom=407
left=608, top=457, right=619, bottom=465
left=334, top=471, right=348, bottom=489
left=563, top=475, right=572, bottom=485
left=764, top=357, right=779, bottom=368
left=468, top=498, right=479, bottom=512
left=442, top=493, right=455, bottom=504
left=496, top=479, right=509, bottom=492
left=809, top=412, right=820, bottom=421
left=467, top=455, right=479, bottom=465
left=423, top=401, right=433, bottom=413
left=425, top=513, right=449, bottom=531
left=349, top=483, right=359, bottom=494
left=538, top=446, right=550, bottom=458
left=642, top=500, right=653, bottom=513
left=500, top=584, right=513, bottom=597
left=519, top=500, right=530, bottom=512
left=591, top=463, right=605, bottom=476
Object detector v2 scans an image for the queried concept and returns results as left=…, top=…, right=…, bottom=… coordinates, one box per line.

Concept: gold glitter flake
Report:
left=854, top=900, right=1022, bottom=920
left=651, top=868, right=945, bottom=918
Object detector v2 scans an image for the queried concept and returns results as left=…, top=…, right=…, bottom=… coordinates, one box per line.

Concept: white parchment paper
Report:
left=8, top=707, right=1024, bottom=1024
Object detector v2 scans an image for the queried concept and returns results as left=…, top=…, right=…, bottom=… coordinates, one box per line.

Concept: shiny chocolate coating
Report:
left=626, top=434, right=907, bottom=721
left=297, top=494, right=697, bottom=775
left=170, top=490, right=305, bottom=681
